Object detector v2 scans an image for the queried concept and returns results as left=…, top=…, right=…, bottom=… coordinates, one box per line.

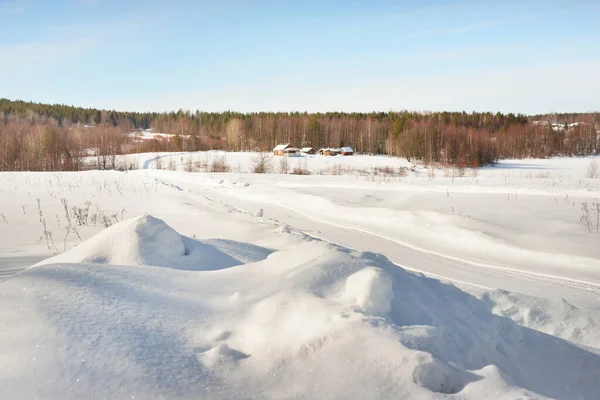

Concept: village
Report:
left=272, top=143, right=354, bottom=156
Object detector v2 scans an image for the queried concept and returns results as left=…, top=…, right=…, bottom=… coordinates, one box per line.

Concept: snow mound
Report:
left=35, top=214, right=272, bottom=271
left=198, top=343, right=249, bottom=367
left=36, top=214, right=185, bottom=267
left=411, top=352, right=473, bottom=394
left=273, top=224, right=291, bottom=234
left=481, top=289, right=600, bottom=349
left=7, top=233, right=600, bottom=399
left=193, top=243, right=600, bottom=399
left=345, top=267, right=393, bottom=315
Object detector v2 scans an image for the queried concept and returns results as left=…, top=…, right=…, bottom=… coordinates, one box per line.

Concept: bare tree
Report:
left=252, top=152, right=272, bottom=174
left=226, top=118, right=244, bottom=152
left=587, top=159, right=599, bottom=178
left=278, top=156, right=289, bottom=174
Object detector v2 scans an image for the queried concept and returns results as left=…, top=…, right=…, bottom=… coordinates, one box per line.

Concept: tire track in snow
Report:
left=145, top=173, right=600, bottom=305
left=223, top=189, right=599, bottom=284
left=326, top=210, right=597, bottom=297
left=222, top=191, right=600, bottom=302
left=142, top=152, right=189, bottom=169
left=274, top=201, right=600, bottom=300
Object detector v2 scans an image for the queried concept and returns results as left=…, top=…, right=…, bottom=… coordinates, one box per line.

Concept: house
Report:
left=319, top=148, right=341, bottom=156
left=273, top=143, right=294, bottom=156
left=340, top=147, right=354, bottom=156
left=282, top=147, right=300, bottom=156
left=300, top=147, right=316, bottom=155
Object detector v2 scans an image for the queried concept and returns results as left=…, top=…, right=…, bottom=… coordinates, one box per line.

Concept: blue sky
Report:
left=1, top=0, right=599, bottom=114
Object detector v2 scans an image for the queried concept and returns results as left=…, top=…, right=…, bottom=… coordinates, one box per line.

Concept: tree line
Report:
left=0, top=98, right=598, bottom=171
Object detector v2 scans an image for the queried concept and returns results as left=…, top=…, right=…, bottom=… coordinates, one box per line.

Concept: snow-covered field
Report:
left=1, top=154, right=600, bottom=399
left=102, top=150, right=417, bottom=173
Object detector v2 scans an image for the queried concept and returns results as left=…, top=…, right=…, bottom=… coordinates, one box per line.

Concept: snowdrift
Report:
left=35, top=214, right=273, bottom=271
left=481, top=289, right=600, bottom=350
left=2, top=215, right=600, bottom=399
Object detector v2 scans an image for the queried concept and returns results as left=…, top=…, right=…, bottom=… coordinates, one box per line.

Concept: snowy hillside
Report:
left=1, top=155, right=600, bottom=399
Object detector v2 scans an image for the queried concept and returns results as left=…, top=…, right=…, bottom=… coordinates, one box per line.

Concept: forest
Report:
left=0, top=98, right=598, bottom=172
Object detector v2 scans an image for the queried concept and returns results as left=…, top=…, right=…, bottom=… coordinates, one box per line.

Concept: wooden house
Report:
left=300, top=147, right=316, bottom=155
left=273, top=143, right=294, bottom=156
left=282, top=147, right=300, bottom=156
left=340, top=147, right=354, bottom=156
left=319, top=148, right=341, bottom=156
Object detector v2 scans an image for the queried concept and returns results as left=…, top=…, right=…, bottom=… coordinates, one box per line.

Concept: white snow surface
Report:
left=110, top=150, right=416, bottom=171
left=1, top=155, right=600, bottom=399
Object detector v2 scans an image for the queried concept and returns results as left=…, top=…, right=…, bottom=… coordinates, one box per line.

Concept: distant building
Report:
left=300, top=147, right=316, bottom=155
left=282, top=147, right=300, bottom=156
left=273, top=143, right=293, bottom=156
left=319, top=148, right=341, bottom=156
left=318, top=147, right=355, bottom=156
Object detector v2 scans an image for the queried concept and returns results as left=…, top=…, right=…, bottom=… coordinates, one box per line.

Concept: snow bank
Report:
left=481, top=289, right=600, bottom=350
left=13, top=218, right=600, bottom=398
left=35, top=214, right=184, bottom=267
left=193, top=243, right=600, bottom=399
left=35, top=214, right=272, bottom=271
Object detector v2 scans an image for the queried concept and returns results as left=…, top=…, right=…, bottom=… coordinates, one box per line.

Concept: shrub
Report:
left=372, top=166, right=406, bottom=177
left=154, top=154, right=163, bottom=170
left=278, top=157, right=289, bottom=174
left=210, top=155, right=230, bottom=172
left=587, top=160, right=599, bottom=179
left=184, top=156, right=196, bottom=172
left=252, top=153, right=273, bottom=174
left=291, top=167, right=310, bottom=175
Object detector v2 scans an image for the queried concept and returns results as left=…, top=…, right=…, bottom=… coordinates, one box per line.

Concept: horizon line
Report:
left=2, top=97, right=599, bottom=117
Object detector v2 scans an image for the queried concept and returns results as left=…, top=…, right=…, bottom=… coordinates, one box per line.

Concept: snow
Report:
left=273, top=143, right=290, bottom=151
left=344, top=267, right=393, bottom=315
left=125, top=150, right=414, bottom=172
left=480, top=289, right=600, bottom=349
left=34, top=214, right=270, bottom=271
left=128, top=131, right=192, bottom=141
left=324, top=147, right=342, bottom=153
left=532, top=120, right=592, bottom=132
left=1, top=155, right=600, bottom=399
left=36, top=214, right=187, bottom=268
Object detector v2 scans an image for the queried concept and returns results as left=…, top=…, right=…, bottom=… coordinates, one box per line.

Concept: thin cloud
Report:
left=0, top=15, right=150, bottom=70
left=0, top=0, right=26, bottom=15
left=109, top=59, right=600, bottom=114
left=74, top=0, right=100, bottom=5
left=409, top=19, right=511, bottom=38
left=447, top=19, right=507, bottom=34
left=0, top=37, right=98, bottom=69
